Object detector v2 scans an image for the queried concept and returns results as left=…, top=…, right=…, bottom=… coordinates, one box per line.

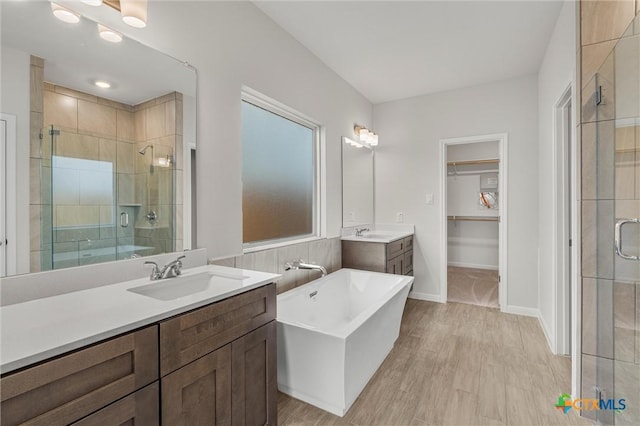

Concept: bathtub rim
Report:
left=276, top=268, right=414, bottom=339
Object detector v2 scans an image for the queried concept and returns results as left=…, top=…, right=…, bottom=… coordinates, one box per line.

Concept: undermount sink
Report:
left=128, top=271, right=250, bottom=301
left=358, top=233, right=394, bottom=239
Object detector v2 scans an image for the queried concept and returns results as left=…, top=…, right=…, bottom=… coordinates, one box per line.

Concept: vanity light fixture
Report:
left=95, top=80, right=111, bottom=89
left=51, top=2, right=81, bottom=24
left=98, top=24, right=123, bottom=43
left=81, top=0, right=104, bottom=6
left=343, top=136, right=365, bottom=149
left=120, top=0, right=148, bottom=28
left=354, top=125, right=379, bottom=147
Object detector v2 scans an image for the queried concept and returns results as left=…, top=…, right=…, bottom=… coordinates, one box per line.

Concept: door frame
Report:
left=1, top=113, right=18, bottom=276
left=439, top=133, right=508, bottom=309
left=552, top=86, right=575, bottom=357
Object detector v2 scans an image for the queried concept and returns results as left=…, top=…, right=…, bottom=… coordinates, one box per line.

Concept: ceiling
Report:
left=254, top=1, right=565, bottom=104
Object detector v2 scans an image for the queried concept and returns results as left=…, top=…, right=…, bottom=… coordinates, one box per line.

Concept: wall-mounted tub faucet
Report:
left=284, top=259, right=327, bottom=277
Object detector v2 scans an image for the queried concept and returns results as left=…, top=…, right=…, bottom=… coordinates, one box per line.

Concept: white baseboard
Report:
left=501, top=304, right=539, bottom=318
left=538, top=313, right=556, bottom=354
left=447, top=261, right=498, bottom=271
left=408, top=291, right=444, bottom=303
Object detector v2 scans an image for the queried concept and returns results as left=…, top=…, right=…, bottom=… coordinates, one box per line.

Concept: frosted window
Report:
left=242, top=100, right=317, bottom=244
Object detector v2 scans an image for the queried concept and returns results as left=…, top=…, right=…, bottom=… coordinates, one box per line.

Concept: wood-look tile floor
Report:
left=447, top=266, right=499, bottom=308
left=278, top=299, right=592, bottom=426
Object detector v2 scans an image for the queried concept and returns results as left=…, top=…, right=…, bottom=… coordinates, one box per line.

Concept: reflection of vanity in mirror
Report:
left=342, top=137, right=374, bottom=227
left=1, top=1, right=197, bottom=277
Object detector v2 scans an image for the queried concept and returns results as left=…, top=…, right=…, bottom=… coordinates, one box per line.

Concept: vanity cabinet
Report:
left=0, top=326, right=158, bottom=426
left=0, top=283, right=277, bottom=426
left=160, top=283, right=277, bottom=425
left=342, top=235, right=414, bottom=276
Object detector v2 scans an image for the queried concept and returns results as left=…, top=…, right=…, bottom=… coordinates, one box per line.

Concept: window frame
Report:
left=241, top=88, right=323, bottom=252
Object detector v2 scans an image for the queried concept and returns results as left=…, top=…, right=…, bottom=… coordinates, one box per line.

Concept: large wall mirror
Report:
left=1, top=1, right=197, bottom=277
left=342, top=138, right=374, bottom=227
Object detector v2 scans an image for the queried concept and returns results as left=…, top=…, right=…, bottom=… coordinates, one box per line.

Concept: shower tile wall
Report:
left=28, top=56, right=47, bottom=272
left=579, top=1, right=639, bottom=424
left=132, top=92, right=183, bottom=255
left=29, top=56, right=183, bottom=270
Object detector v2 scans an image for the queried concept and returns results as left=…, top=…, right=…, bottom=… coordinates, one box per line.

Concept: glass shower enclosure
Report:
left=39, top=125, right=175, bottom=271
left=581, top=14, right=640, bottom=426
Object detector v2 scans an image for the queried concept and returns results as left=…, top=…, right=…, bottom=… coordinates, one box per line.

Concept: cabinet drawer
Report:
left=0, top=326, right=158, bottom=426
left=73, top=382, right=159, bottom=426
left=386, top=239, right=404, bottom=259
left=403, top=236, right=413, bottom=252
left=403, top=250, right=413, bottom=275
left=386, top=255, right=403, bottom=275
left=160, top=283, right=276, bottom=376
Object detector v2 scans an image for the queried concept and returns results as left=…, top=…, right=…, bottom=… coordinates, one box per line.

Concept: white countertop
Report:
left=341, top=231, right=414, bottom=243
left=0, top=265, right=281, bottom=374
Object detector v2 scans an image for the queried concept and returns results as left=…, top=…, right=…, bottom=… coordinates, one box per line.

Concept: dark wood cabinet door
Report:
left=160, top=284, right=276, bottom=376
left=73, top=382, right=159, bottom=426
left=0, top=326, right=158, bottom=426
left=161, top=345, right=232, bottom=426
left=231, top=321, right=277, bottom=426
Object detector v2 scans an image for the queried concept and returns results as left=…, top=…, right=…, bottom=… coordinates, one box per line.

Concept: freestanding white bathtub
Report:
left=276, top=268, right=414, bottom=416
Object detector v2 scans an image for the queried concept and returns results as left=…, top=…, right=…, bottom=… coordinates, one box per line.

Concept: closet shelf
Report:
left=447, top=158, right=499, bottom=167
left=447, top=215, right=500, bottom=222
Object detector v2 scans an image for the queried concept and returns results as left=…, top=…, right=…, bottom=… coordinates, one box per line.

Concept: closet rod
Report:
left=447, top=216, right=499, bottom=222
left=447, top=158, right=500, bottom=167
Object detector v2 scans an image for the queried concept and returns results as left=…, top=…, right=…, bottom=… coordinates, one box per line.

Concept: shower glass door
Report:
left=47, top=126, right=119, bottom=269
left=582, top=14, right=640, bottom=426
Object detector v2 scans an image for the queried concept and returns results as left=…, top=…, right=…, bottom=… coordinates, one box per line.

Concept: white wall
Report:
left=0, top=46, right=30, bottom=274
left=75, top=2, right=373, bottom=259
left=373, top=74, right=539, bottom=311
left=537, top=0, right=576, bottom=351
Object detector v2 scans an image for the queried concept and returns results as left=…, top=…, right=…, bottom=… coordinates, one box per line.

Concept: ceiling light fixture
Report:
left=81, top=0, right=103, bottom=6
left=51, top=2, right=81, bottom=24
left=98, top=24, right=123, bottom=43
left=354, top=125, right=379, bottom=147
left=120, top=0, right=148, bottom=28
left=95, top=80, right=111, bottom=89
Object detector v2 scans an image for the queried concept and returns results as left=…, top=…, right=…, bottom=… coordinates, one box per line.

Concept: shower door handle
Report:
left=120, top=211, right=129, bottom=228
left=615, top=219, right=640, bottom=260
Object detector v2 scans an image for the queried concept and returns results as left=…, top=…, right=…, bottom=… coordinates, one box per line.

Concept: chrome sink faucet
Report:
left=355, top=227, right=370, bottom=237
left=284, top=259, right=327, bottom=277
left=144, top=255, right=186, bottom=280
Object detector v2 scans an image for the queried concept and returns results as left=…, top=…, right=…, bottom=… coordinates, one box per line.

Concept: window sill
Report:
left=242, top=235, right=325, bottom=254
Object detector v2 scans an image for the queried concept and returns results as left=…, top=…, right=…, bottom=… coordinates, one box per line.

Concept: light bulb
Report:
left=95, top=80, right=111, bottom=89
left=121, top=0, right=148, bottom=28
left=82, top=0, right=103, bottom=6
left=98, top=24, right=123, bottom=43
left=51, top=3, right=80, bottom=24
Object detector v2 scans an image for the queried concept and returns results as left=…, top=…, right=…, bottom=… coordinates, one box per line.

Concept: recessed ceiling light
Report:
left=98, top=24, right=123, bottom=43
left=82, top=0, right=103, bottom=5
left=95, top=80, right=111, bottom=89
left=51, top=2, right=80, bottom=24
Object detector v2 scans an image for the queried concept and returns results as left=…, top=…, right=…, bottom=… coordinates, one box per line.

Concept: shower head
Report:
left=138, top=144, right=153, bottom=155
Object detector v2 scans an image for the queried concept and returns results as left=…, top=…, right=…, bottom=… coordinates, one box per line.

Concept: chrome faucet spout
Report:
left=355, top=227, right=370, bottom=237
left=145, top=255, right=186, bottom=280
left=284, top=259, right=327, bottom=277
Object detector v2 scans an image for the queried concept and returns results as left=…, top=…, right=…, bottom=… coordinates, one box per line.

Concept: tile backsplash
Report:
left=210, top=237, right=342, bottom=294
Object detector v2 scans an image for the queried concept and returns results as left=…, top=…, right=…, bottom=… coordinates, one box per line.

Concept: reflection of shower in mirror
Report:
left=138, top=144, right=153, bottom=155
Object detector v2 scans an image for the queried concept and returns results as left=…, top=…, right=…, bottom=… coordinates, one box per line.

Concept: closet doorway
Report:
left=440, top=133, right=508, bottom=309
